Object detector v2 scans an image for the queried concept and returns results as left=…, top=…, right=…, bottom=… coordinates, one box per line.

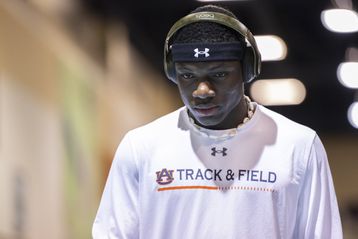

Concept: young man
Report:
left=93, top=5, right=342, bottom=238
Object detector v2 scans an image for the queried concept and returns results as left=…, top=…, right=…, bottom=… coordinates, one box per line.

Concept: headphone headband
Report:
left=164, top=11, right=261, bottom=83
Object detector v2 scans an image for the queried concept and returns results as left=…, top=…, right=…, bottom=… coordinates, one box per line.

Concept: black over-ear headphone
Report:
left=164, top=11, right=261, bottom=84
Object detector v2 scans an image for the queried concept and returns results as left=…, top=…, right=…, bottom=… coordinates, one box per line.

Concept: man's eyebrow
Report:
left=175, top=65, right=192, bottom=71
left=207, top=64, right=226, bottom=71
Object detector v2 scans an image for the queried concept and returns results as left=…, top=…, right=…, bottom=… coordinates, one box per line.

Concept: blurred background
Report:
left=0, top=0, right=357, bottom=238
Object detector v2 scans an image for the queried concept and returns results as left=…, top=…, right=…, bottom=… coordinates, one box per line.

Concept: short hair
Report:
left=172, top=5, right=245, bottom=44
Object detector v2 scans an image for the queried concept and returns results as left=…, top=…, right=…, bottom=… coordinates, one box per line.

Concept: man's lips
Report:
left=193, top=105, right=220, bottom=116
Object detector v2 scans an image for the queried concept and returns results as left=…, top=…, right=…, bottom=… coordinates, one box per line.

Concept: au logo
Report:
left=156, top=168, right=175, bottom=185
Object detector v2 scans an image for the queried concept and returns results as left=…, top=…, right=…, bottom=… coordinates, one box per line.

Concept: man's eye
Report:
left=181, top=73, right=194, bottom=79
left=213, top=72, right=227, bottom=78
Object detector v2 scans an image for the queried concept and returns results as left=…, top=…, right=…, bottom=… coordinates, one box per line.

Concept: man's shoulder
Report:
left=258, top=104, right=317, bottom=139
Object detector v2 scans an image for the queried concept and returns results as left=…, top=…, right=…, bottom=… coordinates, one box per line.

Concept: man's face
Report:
left=175, top=61, right=245, bottom=130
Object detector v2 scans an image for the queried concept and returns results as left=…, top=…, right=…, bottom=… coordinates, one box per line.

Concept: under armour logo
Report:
left=194, top=48, right=210, bottom=58
left=211, top=147, right=227, bottom=156
left=156, top=168, right=175, bottom=185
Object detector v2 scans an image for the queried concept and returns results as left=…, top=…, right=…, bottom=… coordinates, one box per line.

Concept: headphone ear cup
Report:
left=164, top=49, right=178, bottom=83
left=242, top=47, right=255, bottom=83
left=168, top=59, right=177, bottom=84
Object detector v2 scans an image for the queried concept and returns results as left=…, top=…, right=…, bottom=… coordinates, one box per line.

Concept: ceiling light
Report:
left=250, top=78, right=306, bottom=106
left=254, top=35, right=287, bottom=61
left=337, top=62, right=358, bottom=88
left=321, top=9, right=358, bottom=33
left=347, top=102, right=358, bottom=129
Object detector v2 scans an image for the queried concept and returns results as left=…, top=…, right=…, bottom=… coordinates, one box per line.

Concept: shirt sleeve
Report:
left=92, top=132, right=139, bottom=239
left=294, top=135, right=343, bottom=238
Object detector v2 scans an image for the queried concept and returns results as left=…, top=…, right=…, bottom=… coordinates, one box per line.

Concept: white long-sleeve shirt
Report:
left=93, top=104, right=342, bottom=239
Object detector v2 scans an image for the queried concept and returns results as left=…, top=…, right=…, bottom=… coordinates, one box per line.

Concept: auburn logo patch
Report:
left=156, top=168, right=175, bottom=185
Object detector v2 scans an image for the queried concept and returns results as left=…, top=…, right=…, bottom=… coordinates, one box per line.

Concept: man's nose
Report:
left=192, top=81, right=216, bottom=99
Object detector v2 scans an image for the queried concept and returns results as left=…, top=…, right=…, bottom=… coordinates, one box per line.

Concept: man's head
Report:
left=164, top=5, right=260, bottom=129
left=164, top=4, right=261, bottom=84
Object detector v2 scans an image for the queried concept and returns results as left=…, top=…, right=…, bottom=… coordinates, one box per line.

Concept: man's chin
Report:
left=193, top=115, right=223, bottom=129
